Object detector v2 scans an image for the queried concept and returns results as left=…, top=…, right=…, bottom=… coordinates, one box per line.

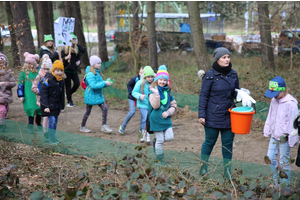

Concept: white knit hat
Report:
left=41, top=54, right=52, bottom=69
left=89, top=55, right=102, bottom=66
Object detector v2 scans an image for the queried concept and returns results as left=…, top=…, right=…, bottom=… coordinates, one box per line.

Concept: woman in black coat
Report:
left=198, top=47, right=239, bottom=180
left=61, top=34, right=86, bottom=107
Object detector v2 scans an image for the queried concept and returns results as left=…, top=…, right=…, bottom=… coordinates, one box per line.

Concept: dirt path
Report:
left=7, top=88, right=300, bottom=172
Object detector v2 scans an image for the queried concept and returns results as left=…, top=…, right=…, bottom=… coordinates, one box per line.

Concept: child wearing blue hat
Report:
left=264, top=76, right=299, bottom=186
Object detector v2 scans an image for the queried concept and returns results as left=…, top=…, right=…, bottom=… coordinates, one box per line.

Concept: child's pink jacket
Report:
left=263, top=94, right=299, bottom=147
left=0, top=68, right=16, bottom=105
left=31, top=69, right=47, bottom=107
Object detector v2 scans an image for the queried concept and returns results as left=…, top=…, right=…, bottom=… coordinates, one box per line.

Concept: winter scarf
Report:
left=157, top=85, right=170, bottom=108
left=213, top=61, right=232, bottom=75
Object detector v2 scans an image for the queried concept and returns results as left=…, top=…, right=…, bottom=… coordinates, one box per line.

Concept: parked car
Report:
left=106, top=29, right=117, bottom=42
left=278, top=29, right=300, bottom=54
left=106, top=29, right=129, bottom=42
left=0, top=26, right=10, bottom=38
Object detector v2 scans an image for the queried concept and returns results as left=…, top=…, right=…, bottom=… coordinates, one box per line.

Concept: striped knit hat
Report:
left=155, top=65, right=169, bottom=82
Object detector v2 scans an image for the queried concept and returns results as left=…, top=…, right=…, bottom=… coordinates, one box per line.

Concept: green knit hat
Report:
left=143, top=66, right=154, bottom=77
left=44, top=34, right=54, bottom=42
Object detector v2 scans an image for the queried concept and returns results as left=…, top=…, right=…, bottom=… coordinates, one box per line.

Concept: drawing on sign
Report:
left=54, top=17, right=75, bottom=47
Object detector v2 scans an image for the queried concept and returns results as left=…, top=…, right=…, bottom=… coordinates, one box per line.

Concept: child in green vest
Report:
left=148, top=65, right=177, bottom=166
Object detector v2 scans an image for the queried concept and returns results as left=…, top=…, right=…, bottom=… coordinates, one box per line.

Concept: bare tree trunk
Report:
left=72, top=1, right=89, bottom=71
left=31, top=1, right=39, bottom=47
left=5, top=1, right=20, bottom=67
left=132, top=1, right=141, bottom=72
left=37, top=2, right=53, bottom=47
left=188, top=1, right=212, bottom=70
left=258, top=2, right=275, bottom=69
left=96, top=1, right=109, bottom=62
left=110, top=1, right=115, bottom=25
left=147, top=1, right=158, bottom=71
left=64, top=1, right=73, bottom=18
left=48, top=1, right=54, bottom=37
left=10, top=1, right=35, bottom=64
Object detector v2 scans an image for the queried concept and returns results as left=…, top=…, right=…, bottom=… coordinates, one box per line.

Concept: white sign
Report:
left=54, top=17, right=75, bottom=47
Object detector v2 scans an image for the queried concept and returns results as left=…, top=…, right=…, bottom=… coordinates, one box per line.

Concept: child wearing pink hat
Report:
left=0, top=53, right=16, bottom=128
left=17, top=52, right=42, bottom=133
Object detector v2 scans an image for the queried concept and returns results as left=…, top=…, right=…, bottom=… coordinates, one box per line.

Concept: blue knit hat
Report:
left=155, top=65, right=169, bottom=82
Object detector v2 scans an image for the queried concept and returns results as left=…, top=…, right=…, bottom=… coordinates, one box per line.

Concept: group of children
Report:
left=1, top=36, right=300, bottom=184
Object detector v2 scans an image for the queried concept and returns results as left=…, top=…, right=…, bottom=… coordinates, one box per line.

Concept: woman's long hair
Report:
left=64, top=43, right=78, bottom=55
left=44, top=42, right=55, bottom=53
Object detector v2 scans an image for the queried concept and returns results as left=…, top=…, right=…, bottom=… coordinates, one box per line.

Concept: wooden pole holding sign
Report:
left=68, top=46, right=71, bottom=63
left=58, top=46, right=62, bottom=60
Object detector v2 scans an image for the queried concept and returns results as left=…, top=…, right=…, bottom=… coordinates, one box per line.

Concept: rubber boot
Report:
left=199, top=154, right=210, bottom=176
left=0, top=118, right=6, bottom=132
left=49, top=129, right=59, bottom=145
left=27, top=124, right=34, bottom=134
left=280, top=169, right=291, bottom=187
left=156, top=153, right=167, bottom=167
left=44, top=132, right=50, bottom=143
left=224, top=158, right=232, bottom=181
left=36, top=125, right=44, bottom=134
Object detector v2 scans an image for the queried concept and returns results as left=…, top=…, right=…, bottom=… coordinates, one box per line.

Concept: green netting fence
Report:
left=1, top=119, right=300, bottom=185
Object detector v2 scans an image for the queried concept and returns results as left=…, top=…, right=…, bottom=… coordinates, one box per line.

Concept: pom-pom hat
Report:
left=24, top=52, right=39, bottom=65
left=265, top=76, right=286, bottom=98
left=41, top=54, right=52, bottom=69
left=155, top=65, right=169, bottom=81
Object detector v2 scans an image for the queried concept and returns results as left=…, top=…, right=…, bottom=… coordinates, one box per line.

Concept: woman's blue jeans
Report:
left=121, top=99, right=136, bottom=129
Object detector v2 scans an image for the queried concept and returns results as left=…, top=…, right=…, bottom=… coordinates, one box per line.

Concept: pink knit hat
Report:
left=24, top=52, right=39, bottom=65
left=0, top=53, right=9, bottom=66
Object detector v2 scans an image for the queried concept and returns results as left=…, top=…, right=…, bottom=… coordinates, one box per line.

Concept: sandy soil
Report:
left=7, top=88, right=300, bottom=172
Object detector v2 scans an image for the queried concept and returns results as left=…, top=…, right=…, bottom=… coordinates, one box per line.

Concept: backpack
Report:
left=38, top=78, right=49, bottom=94
left=81, top=72, right=91, bottom=90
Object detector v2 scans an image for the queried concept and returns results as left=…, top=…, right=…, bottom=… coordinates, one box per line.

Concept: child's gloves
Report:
left=19, top=97, right=24, bottom=102
left=149, top=85, right=158, bottom=94
left=76, top=60, right=81, bottom=66
left=291, top=129, right=298, bottom=136
left=235, top=88, right=256, bottom=107
left=140, top=94, right=145, bottom=100
left=197, top=70, right=206, bottom=80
